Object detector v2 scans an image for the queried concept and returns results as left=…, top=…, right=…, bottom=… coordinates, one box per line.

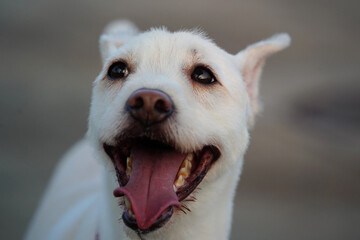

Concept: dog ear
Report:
left=235, top=33, right=291, bottom=126
left=99, top=20, right=139, bottom=62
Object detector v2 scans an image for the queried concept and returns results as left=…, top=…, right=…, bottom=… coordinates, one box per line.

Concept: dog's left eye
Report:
left=107, top=61, right=129, bottom=80
left=191, top=66, right=217, bottom=85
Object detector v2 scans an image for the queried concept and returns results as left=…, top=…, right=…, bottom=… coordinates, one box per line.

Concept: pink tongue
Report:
left=113, top=142, right=186, bottom=230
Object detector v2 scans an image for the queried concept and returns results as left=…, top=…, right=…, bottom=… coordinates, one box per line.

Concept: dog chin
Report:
left=102, top=127, right=221, bottom=233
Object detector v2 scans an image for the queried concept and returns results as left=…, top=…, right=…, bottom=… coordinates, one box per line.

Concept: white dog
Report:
left=25, top=21, right=290, bottom=240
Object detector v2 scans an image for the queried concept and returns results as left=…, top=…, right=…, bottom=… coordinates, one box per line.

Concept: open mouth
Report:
left=103, top=138, right=220, bottom=233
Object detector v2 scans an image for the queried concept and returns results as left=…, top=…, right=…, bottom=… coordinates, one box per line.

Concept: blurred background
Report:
left=1, top=0, right=359, bottom=239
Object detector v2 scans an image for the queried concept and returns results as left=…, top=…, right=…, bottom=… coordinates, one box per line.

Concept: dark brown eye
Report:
left=191, top=66, right=217, bottom=85
left=107, top=61, right=129, bottom=79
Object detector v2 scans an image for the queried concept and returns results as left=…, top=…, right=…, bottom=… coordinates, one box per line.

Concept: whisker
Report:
left=182, top=204, right=191, bottom=212
left=184, top=198, right=196, bottom=202
left=180, top=208, right=187, bottom=214
left=175, top=205, right=187, bottom=214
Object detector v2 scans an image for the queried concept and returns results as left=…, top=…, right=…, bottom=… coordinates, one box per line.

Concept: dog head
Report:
left=87, top=20, right=290, bottom=236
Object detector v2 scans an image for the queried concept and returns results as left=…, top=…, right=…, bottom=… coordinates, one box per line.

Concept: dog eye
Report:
left=107, top=61, right=129, bottom=79
left=191, top=66, right=217, bottom=85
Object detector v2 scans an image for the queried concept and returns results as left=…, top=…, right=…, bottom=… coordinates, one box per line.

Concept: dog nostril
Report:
left=133, top=97, right=144, bottom=109
left=155, top=99, right=171, bottom=113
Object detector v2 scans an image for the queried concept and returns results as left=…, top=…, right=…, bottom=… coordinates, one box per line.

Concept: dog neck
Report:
left=98, top=157, right=243, bottom=240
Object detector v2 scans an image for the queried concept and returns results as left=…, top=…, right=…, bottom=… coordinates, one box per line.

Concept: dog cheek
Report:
left=211, top=106, right=249, bottom=172
left=88, top=87, right=120, bottom=143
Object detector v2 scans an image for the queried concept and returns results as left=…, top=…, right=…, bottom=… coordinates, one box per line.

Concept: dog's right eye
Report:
left=107, top=61, right=129, bottom=80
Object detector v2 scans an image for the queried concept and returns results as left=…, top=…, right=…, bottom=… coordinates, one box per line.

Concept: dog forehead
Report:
left=122, top=29, right=223, bottom=67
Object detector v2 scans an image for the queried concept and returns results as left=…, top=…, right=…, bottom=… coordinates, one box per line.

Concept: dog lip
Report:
left=122, top=206, right=174, bottom=234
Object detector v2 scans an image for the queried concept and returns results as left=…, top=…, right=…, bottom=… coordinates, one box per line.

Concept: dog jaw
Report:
left=87, top=21, right=290, bottom=239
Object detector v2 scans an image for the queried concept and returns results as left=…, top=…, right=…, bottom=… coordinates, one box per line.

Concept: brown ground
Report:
left=1, top=0, right=359, bottom=239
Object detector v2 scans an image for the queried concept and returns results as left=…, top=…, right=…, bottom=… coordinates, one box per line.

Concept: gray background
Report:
left=1, top=0, right=359, bottom=239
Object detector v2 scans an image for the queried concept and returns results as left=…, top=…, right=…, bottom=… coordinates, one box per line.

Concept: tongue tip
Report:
left=137, top=201, right=181, bottom=230
left=115, top=187, right=181, bottom=229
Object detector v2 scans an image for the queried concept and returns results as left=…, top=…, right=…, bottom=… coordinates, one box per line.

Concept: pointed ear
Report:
left=99, top=20, right=139, bottom=62
left=235, top=33, right=291, bottom=126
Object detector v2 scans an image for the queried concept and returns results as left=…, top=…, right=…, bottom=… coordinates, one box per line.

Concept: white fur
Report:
left=25, top=21, right=290, bottom=240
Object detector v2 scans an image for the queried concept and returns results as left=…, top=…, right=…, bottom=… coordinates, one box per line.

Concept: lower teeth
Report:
left=124, top=196, right=135, bottom=218
left=128, top=209, right=135, bottom=218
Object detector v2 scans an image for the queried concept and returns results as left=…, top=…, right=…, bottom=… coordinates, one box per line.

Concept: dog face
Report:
left=87, top=21, right=290, bottom=236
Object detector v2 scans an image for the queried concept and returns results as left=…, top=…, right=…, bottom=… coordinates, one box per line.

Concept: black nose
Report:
left=126, top=89, right=174, bottom=126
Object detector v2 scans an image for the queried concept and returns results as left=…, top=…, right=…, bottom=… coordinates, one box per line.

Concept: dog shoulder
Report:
left=25, top=139, right=103, bottom=240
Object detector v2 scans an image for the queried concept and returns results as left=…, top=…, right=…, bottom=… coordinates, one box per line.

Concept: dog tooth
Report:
left=186, top=153, right=194, bottom=162
left=128, top=208, right=135, bottom=218
left=181, top=161, right=187, bottom=169
left=180, top=161, right=186, bottom=169
left=175, top=175, right=185, bottom=188
left=126, top=157, right=132, bottom=167
left=173, top=184, right=177, bottom=192
left=126, top=157, right=132, bottom=175
left=174, top=153, right=193, bottom=187
left=183, top=153, right=193, bottom=166
left=184, top=160, right=192, bottom=170
left=178, top=168, right=190, bottom=178
left=124, top=196, right=132, bottom=210
left=125, top=196, right=135, bottom=218
left=126, top=167, right=132, bottom=176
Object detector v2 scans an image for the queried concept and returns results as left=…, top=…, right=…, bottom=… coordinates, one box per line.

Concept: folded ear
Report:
left=100, top=20, right=139, bottom=62
left=235, top=33, right=291, bottom=126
